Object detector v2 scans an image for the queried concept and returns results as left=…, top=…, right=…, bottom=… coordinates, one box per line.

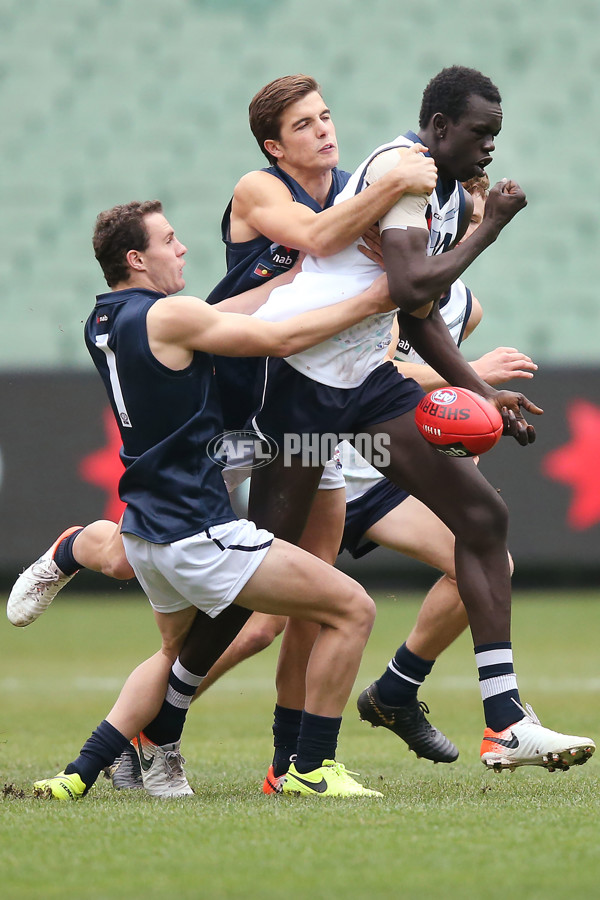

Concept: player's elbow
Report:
left=391, top=284, right=428, bottom=314
left=306, top=239, right=340, bottom=258
left=269, top=337, right=296, bottom=358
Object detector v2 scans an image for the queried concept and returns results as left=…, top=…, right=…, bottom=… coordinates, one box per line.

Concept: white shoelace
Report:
left=29, top=560, right=61, bottom=585
left=164, top=751, right=186, bottom=780
left=511, top=697, right=541, bottom=725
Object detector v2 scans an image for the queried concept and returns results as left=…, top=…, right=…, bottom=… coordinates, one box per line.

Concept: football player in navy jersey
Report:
left=207, top=73, right=437, bottom=431
left=8, top=74, right=435, bottom=626
left=32, top=198, right=412, bottom=800
left=9, top=75, right=438, bottom=788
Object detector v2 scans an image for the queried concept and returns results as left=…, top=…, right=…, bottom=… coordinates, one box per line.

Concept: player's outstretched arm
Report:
left=391, top=341, right=537, bottom=392
left=215, top=257, right=304, bottom=314
left=234, top=145, right=437, bottom=258
left=148, top=275, right=393, bottom=362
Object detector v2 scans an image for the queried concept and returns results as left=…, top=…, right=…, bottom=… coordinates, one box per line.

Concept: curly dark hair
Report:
left=93, top=200, right=163, bottom=287
left=419, top=66, right=501, bottom=129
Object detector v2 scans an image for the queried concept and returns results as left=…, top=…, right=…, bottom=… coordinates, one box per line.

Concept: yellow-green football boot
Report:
left=33, top=771, right=87, bottom=800
left=281, top=760, right=382, bottom=797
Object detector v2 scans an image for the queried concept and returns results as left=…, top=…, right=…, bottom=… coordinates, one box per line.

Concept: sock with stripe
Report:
left=53, top=528, right=84, bottom=576
left=272, top=704, right=302, bottom=777
left=294, top=711, right=342, bottom=774
left=475, top=642, right=523, bottom=732
left=376, top=642, right=435, bottom=706
left=143, top=659, right=205, bottom=747
left=64, top=719, right=129, bottom=788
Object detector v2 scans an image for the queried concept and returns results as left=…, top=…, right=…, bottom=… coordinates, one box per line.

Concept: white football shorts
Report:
left=122, top=518, right=274, bottom=617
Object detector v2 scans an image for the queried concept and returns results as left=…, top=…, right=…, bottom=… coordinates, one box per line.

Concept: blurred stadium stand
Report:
left=1, top=0, right=599, bottom=369
left=1, top=0, right=600, bottom=583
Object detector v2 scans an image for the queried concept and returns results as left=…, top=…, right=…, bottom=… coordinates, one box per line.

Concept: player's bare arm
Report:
left=382, top=180, right=526, bottom=313
left=147, top=274, right=393, bottom=365
left=231, top=145, right=437, bottom=257
left=214, top=257, right=303, bottom=314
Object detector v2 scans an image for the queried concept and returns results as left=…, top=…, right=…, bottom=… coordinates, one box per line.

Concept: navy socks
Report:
left=64, top=719, right=129, bottom=788
left=376, top=642, right=435, bottom=706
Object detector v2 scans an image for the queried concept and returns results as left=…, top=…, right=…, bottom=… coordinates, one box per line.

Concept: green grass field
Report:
left=2, top=590, right=599, bottom=900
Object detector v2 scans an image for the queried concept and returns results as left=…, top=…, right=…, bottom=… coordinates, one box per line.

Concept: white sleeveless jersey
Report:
left=253, top=132, right=466, bottom=388
left=341, top=278, right=472, bottom=503
left=395, top=278, right=472, bottom=366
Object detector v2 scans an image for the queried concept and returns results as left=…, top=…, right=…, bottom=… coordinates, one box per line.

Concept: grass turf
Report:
left=2, top=590, right=599, bottom=899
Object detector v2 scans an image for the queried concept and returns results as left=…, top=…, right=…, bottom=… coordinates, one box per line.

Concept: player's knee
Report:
left=240, top=617, right=284, bottom=655
left=159, top=641, right=181, bottom=664
left=345, top=584, right=376, bottom=637
left=461, top=491, right=508, bottom=548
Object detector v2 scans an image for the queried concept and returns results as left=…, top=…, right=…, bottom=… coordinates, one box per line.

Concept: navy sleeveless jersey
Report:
left=85, top=288, right=235, bottom=543
left=205, top=165, right=351, bottom=429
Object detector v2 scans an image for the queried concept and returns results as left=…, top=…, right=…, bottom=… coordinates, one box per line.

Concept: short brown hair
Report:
left=249, top=74, right=321, bottom=164
left=93, top=200, right=163, bottom=287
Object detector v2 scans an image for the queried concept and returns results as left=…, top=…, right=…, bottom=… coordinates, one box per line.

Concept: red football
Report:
left=414, top=387, right=503, bottom=457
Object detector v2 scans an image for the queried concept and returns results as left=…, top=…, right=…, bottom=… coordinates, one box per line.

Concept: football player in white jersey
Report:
left=338, top=175, right=535, bottom=756
left=249, top=66, right=595, bottom=781
left=262, top=175, right=536, bottom=784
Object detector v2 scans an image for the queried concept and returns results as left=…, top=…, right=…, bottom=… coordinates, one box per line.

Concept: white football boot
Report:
left=481, top=701, right=595, bottom=772
left=132, top=732, right=194, bottom=798
left=7, top=526, right=82, bottom=626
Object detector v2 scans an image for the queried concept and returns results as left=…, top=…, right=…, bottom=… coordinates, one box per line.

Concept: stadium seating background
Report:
left=2, top=0, right=600, bottom=581
left=1, top=0, right=599, bottom=369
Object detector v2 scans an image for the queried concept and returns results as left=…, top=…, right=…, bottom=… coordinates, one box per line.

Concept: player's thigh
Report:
left=234, top=538, right=373, bottom=627
left=152, top=606, right=198, bottom=658
left=249, top=453, right=323, bottom=542
left=104, top=516, right=134, bottom=579
left=299, top=486, right=346, bottom=563
left=365, top=494, right=456, bottom=577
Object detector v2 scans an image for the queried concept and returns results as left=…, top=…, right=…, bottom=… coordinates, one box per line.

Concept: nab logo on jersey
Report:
left=97, top=314, right=109, bottom=324
left=396, top=336, right=412, bottom=355
left=270, top=244, right=298, bottom=268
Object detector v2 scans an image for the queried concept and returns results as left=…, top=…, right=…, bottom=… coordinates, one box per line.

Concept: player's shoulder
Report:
left=150, top=294, right=209, bottom=320
left=235, top=168, right=291, bottom=202
left=363, top=135, right=416, bottom=182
